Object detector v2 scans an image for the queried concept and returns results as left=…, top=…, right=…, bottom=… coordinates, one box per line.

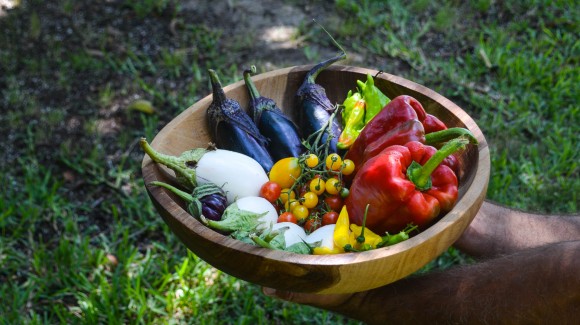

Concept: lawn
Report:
left=0, top=0, right=578, bottom=323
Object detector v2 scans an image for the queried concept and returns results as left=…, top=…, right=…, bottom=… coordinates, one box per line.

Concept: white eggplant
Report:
left=140, top=138, right=268, bottom=204
left=271, top=222, right=308, bottom=247
left=234, top=196, right=278, bottom=232
left=305, top=225, right=336, bottom=251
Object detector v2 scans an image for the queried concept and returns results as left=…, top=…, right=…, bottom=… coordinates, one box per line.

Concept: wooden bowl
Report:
left=141, top=65, right=490, bottom=294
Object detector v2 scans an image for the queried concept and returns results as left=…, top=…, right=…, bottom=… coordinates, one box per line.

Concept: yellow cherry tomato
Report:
left=302, top=192, right=319, bottom=209
left=341, top=159, right=355, bottom=175
left=325, top=177, right=342, bottom=195
left=279, top=188, right=296, bottom=203
left=285, top=199, right=300, bottom=212
left=305, top=154, right=319, bottom=168
left=269, top=157, right=301, bottom=189
left=309, top=177, right=326, bottom=196
left=292, top=204, right=309, bottom=221
left=325, top=153, right=343, bottom=171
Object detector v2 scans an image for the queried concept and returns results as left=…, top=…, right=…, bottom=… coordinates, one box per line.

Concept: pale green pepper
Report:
left=339, top=75, right=390, bottom=149
left=338, top=90, right=366, bottom=150
left=357, top=73, right=390, bottom=122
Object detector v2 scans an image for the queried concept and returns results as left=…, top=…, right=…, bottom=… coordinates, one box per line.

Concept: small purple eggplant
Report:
left=149, top=181, right=227, bottom=221
left=207, top=69, right=274, bottom=172
left=295, top=51, right=345, bottom=154
left=243, top=66, right=305, bottom=160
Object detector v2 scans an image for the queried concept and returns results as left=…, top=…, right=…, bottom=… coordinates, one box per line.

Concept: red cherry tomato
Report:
left=297, top=183, right=310, bottom=198
left=304, top=217, right=321, bottom=233
left=259, top=181, right=282, bottom=204
left=277, top=211, right=298, bottom=224
left=324, top=195, right=344, bottom=212
left=322, top=211, right=339, bottom=226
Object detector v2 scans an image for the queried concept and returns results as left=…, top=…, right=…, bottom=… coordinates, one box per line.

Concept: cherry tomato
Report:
left=325, top=153, right=343, bottom=171
left=340, top=187, right=350, bottom=198
left=292, top=205, right=309, bottom=221
left=278, top=212, right=297, bottom=224
left=309, top=177, right=326, bottom=195
left=301, top=192, right=319, bottom=209
left=322, top=211, right=339, bottom=226
left=305, top=154, right=319, bottom=168
left=279, top=188, right=296, bottom=203
left=259, top=181, right=282, bottom=204
left=304, top=217, right=321, bottom=233
left=341, top=159, right=355, bottom=175
left=269, top=157, right=301, bottom=189
left=325, top=177, right=342, bottom=195
left=297, top=183, right=309, bottom=198
left=324, top=195, right=344, bottom=212
left=284, top=199, right=300, bottom=212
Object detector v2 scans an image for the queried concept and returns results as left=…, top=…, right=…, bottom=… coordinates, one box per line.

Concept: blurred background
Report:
left=1, top=0, right=578, bottom=323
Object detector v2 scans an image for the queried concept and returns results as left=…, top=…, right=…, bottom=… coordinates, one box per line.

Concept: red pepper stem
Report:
left=424, top=127, right=478, bottom=146
left=408, top=137, right=470, bottom=190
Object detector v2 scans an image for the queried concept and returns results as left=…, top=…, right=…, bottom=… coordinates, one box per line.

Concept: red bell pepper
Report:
left=344, top=95, right=473, bottom=177
left=423, top=114, right=448, bottom=134
left=344, top=95, right=426, bottom=175
left=345, top=136, right=476, bottom=235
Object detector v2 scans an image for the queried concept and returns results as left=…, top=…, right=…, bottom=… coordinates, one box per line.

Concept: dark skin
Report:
left=263, top=200, right=580, bottom=324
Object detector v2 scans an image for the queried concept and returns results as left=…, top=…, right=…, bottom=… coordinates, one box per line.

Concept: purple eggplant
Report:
left=243, top=67, right=305, bottom=160
left=295, top=51, right=346, bottom=154
left=149, top=181, right=227, bottom=221
left=207, top=69, right=274, bottom=172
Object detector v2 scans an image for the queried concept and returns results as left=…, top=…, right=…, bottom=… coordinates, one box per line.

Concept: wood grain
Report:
left=141, top=65, right=490, bottom=294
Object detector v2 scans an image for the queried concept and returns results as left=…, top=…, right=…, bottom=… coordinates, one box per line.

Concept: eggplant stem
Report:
left=149, top=181, right=194, bottom=203
left=243, top=66, right=261, bottom=101
left=305, top=20, right=347, bottom=83
left=208, top=69, right=227, bottom=103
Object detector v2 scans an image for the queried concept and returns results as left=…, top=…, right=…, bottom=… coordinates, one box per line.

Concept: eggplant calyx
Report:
left=304, top=51, right=346, bottom=85
left=208, top=69, right=227, bottom=104
left=140, top=137, right=206, bottom=190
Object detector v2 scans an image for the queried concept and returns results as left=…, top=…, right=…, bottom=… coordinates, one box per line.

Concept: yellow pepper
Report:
left=312, top=246, right=343, bottom=255
left=314, top=206, right=382, bottom=254
left=333, top=206, right=356, bottom=252
left=350, top=224, right=382, bottom=250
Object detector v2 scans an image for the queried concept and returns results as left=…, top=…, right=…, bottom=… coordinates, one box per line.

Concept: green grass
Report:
left=1, top=0, right=578, bottom=323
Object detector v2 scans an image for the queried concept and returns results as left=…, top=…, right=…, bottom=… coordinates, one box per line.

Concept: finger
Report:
left=262, top=287, right=352, bottom=308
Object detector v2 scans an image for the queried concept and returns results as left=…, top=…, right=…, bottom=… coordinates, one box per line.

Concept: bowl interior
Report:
left=142, top=65, right=490, bottom=294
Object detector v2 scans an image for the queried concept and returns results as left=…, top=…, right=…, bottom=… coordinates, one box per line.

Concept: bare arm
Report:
left=266, top=241, right=580, bottom=324
left=454, top=200, right=580, bottom=258
left=265, top=201, right=580, bottom=323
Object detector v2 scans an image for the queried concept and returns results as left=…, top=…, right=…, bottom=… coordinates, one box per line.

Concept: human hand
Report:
left=262, top=287, right=354, bottom=309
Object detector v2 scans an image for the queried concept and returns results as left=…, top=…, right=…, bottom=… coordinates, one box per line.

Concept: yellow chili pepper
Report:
left=334, top=206, right=356, bottom=252
left=350, top=224, right=382, bottom=250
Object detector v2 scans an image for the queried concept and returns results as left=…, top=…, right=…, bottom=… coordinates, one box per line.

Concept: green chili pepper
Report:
left=377, top=224, right=419, bottom=247
left=357, top=73, right=390, bottom=123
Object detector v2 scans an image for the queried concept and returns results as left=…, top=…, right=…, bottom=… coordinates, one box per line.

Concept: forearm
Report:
left=323, top=241, right=580, bottom=324
left=454, top=200, right=580, bottom=258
